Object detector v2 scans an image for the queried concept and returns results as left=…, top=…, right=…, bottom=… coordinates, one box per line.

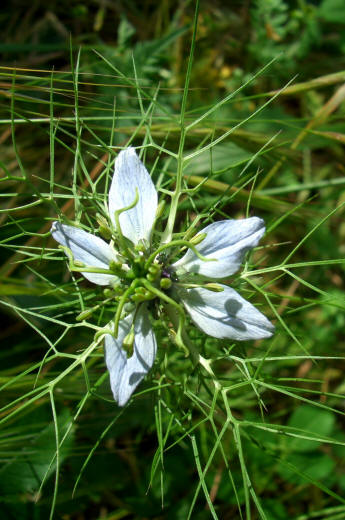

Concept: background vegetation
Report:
left=1, top=1, right=345, bottom=519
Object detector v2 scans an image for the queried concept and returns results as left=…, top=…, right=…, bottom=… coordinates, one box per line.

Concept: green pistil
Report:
left=114, top=188, right=139, bottom=259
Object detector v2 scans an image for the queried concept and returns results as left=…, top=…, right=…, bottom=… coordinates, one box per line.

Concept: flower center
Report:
left=111, top=249, right=176, bottom=307
left=162, top=267, right=179, bottom=283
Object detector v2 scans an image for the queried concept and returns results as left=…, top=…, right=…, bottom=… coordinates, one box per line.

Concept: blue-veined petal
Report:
left=108, top=148, right=158, bottom=245
left=179, top=285, right=274, bottom=341
left=51, top=222, right=118, bottom=286
left=173, top=218, right=265, bottom=278
left=104, top=306, right=157, bottom=406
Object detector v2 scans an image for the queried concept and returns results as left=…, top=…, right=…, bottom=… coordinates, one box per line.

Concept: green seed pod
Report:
left=146, top=273, right=157, bottom=282
left=103, top=288, right=113, bottom=298
left=160, top=278, right=172, bottom=290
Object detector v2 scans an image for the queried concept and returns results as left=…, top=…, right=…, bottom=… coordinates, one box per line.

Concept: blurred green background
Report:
left=1, top=1, right=345, bottom=519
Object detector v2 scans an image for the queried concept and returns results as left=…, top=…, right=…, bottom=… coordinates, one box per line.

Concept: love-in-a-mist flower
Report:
left=51, top=148, right=274, bottom=406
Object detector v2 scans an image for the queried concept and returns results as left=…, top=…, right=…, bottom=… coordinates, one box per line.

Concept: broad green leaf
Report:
left=287, top=404, right=335, bottom=452
left=0, top=408, right=74, bottom=497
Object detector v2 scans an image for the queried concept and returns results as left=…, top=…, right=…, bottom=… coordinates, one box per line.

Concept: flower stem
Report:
left=165, top=303, right=221, bottom=391
left=160, top=0, right=200, bottom=245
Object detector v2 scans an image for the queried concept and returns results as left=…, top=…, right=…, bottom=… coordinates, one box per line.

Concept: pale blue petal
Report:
left=108, top=148, right=158, bottom=245
left=51, top=222, right=118, bottom=286
left=104, top=306, right=157, bottom=406
left=179, top=285, right=274, bottom=341
left=173, top=218, right=265, bottom=278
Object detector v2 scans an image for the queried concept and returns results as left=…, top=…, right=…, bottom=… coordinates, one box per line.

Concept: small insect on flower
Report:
left=51, top=148, right=274, bottom=406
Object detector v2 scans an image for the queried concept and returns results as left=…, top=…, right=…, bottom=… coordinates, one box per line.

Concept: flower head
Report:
left=52, top=148, right=274, bottom=406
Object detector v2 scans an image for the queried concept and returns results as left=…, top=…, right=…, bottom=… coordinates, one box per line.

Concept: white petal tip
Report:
left=51, top=221, right=60, bottom=235
left=180, top=286, right=275, bottom=342
left=117, top=147, right=137, bottom=158
left=104, top=308, right=157, bottom=406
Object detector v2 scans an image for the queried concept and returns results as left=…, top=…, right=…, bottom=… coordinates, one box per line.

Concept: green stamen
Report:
left=145, top=239, right=216, bottom=270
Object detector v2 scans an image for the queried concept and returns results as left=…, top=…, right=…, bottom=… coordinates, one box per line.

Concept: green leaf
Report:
left=117, top=15, right=136, bottom=48
left=279, top=452, right=335, bottom=485
left=319, top=0, right=345, bottom=23
left=262, top=499, right=288, bottom=520
left=287, top=404, right=335, bottom=452
left=182, top=143, right=252, bottom=176
left=0, top=408, right=74, bottom=498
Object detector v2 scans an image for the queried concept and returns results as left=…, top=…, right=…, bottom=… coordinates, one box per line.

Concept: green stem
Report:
left=165, top=304, right=221, bottom=390
left=160, top=0, right=200, bottom=245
